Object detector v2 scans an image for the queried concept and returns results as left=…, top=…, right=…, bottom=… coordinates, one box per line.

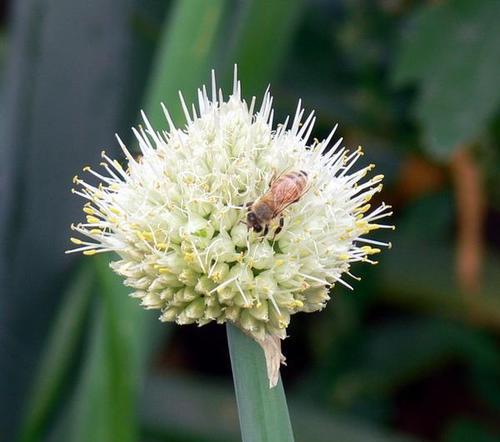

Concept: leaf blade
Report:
left=17, top=263, right=94, bottom=442
left=144, top=0, right=228, bottom=126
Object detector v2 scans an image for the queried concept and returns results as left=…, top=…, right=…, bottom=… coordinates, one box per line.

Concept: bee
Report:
left=245, top=170, right=309, bottom=236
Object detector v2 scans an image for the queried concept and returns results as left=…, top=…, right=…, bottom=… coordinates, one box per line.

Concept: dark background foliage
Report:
left=1, top=1, right=499, bottom=441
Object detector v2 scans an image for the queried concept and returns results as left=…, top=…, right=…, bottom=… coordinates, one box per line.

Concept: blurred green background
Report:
left=1, top=0, right=500, bottom=441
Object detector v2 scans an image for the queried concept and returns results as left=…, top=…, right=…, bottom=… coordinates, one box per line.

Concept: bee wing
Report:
left=269, top=167, right=293, bottom=187
left=270, top=183, right=307, bottom=218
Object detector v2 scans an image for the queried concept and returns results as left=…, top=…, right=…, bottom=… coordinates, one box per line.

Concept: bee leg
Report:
left=272, top=217, right=284, bottom=240
left=262, top=224, right=269, bottom=237
left=237, top=201, right=253, bottom=209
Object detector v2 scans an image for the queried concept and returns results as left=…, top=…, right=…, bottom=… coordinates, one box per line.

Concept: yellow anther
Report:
left=83, top=207, right=95, bottom=215
left=83, top=250, right=97, bottom=256
left=158, top=268, right=171, bottom=274
left=289, top=300, right=303, bottom=309
left=86, top=215, right=100, bottom=224
left=339, top=253, right=350, bottom=260
left=156, top=243, right=168, bottom=250
left=70, top=237, right=83, bottom=245
left=356, top=204, right=371, bottom=214
left=211, top=273, right=222, bottom=283
left=110, top=207, right=121, bottom=215
left=361, top=246, right=381, bottom=255
left=90, top=229, right=102, bottom=235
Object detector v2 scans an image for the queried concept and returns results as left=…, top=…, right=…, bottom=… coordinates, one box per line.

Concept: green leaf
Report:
left=393, top=0, right=500, bottom=159
left=144, top=0, right=228, bottom=126
left=70, top=256, right=153, bottom=442
left=225, top=0, right=303, bottom=96
left=226, top=323, right=294, bottom=442
left=17, top=263, right=94, bottom=442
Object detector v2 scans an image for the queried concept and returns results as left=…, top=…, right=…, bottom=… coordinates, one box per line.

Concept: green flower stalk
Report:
left=67, top=69, right=392, bottom=387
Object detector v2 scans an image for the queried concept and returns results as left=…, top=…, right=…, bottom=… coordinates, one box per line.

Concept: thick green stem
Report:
left=226, top=323, right=294, bottom=442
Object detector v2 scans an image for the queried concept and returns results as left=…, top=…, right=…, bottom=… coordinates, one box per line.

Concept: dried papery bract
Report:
left=68, top=68, right=392, bottom=387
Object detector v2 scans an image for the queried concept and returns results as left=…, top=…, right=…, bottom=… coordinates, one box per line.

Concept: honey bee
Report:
left=245, top=170, right=309, bottom=236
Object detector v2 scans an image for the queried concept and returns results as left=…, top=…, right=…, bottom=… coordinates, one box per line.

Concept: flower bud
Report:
left=173, top=287, right=198, bottom=305
left=229, top=263, right=254, bottom=286
left=156, top=253, right=185, bottom=275
left=230, top=222, right=248, bottom=247
left=185, top=297, right=206, bottom=319
left=205, top=303, right=222, bottom=320
left=240, top=309, right=261, bottom=333
left=249, top=300, right=269, bottom=321
left=178, top=268, right=199, bottom=286
left=247, top=242, right=274, bottom=269
left=211, top=208, right=239, bottom=231
left=209, top=262, right=230, bottom=283
left=217, top=286, right=236, bottom=304
left=302, top=286, right=330, bottom=312
left=254, top=271, right=278, bottom=298
left=206, top=235, right=239, bottom=263
left=160, top=306, right=181, bottom=322
left=273, top=256, right=300, bottom=283
left=225, top=306, right=240, bottom=322
left=195, top=276, right=215, bottom=294
left=140, top=292, right=162, bottom=309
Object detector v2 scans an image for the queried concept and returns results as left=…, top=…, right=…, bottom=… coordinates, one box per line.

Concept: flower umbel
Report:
left=68, top=70, right=392, bottom=387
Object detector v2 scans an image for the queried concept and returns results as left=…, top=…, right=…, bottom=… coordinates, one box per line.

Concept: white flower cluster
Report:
left=68, top=71, right=392, bottom=386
